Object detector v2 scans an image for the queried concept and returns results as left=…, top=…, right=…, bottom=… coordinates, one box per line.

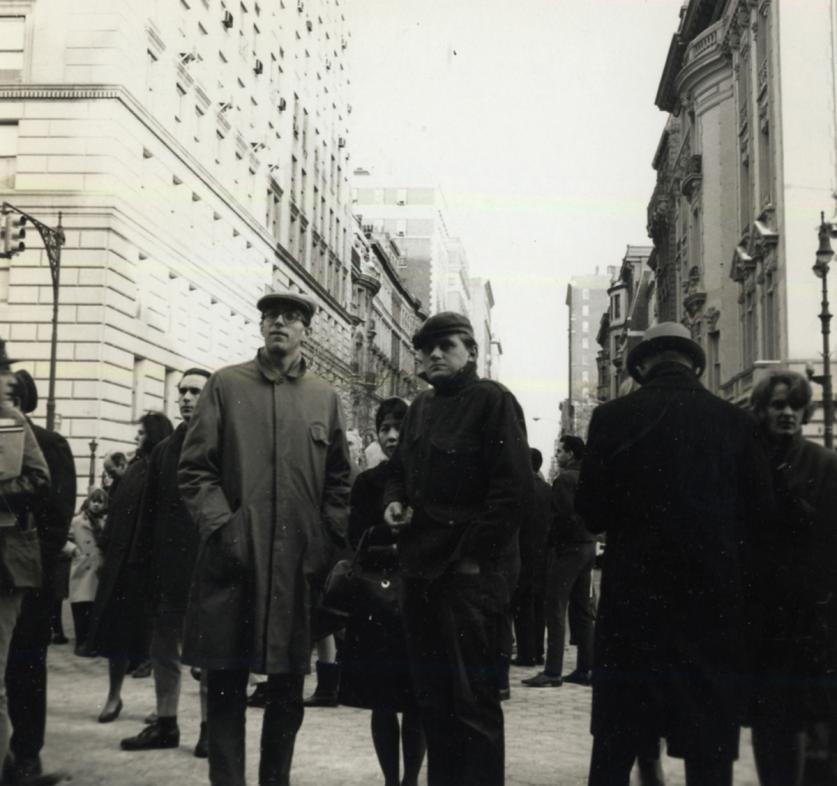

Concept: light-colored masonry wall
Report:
left=0, top=0, right=355, bottom=486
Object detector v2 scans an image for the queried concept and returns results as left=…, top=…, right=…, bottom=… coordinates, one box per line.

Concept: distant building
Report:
left=562, top=274, right=610, bottom=436
left=0, top=0, right=355, bottom=478
left=349, top=222, right=425, bottom=436
left=595, top=249, right=654, bottom=402
left=649, top=0, right=837, bottom=440
left=352, top=172, right=476, bottom=317
left=468, top=277, right=500, bottom=380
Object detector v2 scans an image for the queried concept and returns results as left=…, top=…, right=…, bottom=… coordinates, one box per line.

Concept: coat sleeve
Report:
left=33, top=429, right=77, bottom=560
left=455, top=389, right=533, bottom=563
left=575, top=408, right=609, bottom=535
left=382, top=400, right=418, bottom=508
left=0, top=415, right=50, bottom=522
left=320, top=393, right=351, bottom=547
left=178, top=374, right=232, bottom=539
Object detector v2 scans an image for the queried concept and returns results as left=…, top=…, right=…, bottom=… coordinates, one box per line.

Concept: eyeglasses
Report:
left=261, top=308, right=306, bottom=324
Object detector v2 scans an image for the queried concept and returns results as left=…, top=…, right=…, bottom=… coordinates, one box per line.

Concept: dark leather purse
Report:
left=321, top=528, right=401, bottom=623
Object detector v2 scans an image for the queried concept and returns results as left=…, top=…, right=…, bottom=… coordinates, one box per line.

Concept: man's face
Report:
left=556, top=442, right=572, bottom=469
left=104, top=459, right=126, bottom=481
left=178, top=373, right=207, bottom=423
left=377, top=415, right=402, bottom=459
left=260, top=305, right=307, bottom=357
left=419, top=333, right=474, bottom=382
left=765, top=382, right=805, bottom=439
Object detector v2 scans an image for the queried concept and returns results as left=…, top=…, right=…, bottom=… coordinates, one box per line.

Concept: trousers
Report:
left=206, top=669, right=304, bottom=786
left=402, top=570, right=507, bottom=786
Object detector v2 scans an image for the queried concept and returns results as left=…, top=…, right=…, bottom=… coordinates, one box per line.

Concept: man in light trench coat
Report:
left=178, top=290, right=352, bottom=786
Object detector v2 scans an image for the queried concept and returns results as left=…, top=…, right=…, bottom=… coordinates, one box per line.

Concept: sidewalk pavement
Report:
left=41, top=642, right=759, bottom=786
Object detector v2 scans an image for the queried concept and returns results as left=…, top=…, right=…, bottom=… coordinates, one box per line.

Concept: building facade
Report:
left=352, top=172, right=462, bottom=316
left=561, top=273, right=609, bottom=435
left=349, top=221, right=425, bottom=438
left=467, top=276, right=500, bottom=380
left=0, top=0, right=358, bottom=478
left=649, top=0, right=837, bottom=439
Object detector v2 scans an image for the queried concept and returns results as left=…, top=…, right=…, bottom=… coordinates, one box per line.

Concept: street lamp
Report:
left=1, top=203, right=64, bottom=432
left=813, top=211, right=834, bottom=449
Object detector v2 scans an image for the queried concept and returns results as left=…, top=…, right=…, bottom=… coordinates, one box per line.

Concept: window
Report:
left=0, top=17, right=25, bottom=72
left=175, top=83, right=187, bottom=122
left=612, top=294, right=621, bottom=321
left=194, top=105, right=205, bottom=143
left=0, top=123, right=18, bottom=189
left=582, top=288, right=589, bottom=300
left=132, top=357, right=148, bottom=419
left=266, top=184, right=282, bottom=240
left=707, top=330, right=721, bottom=393
left=582, top=304, right=589, bottom=316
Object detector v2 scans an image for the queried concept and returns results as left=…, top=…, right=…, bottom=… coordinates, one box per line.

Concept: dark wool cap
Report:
left=256, top=289, right=318, bottom=322
left=12, top=369, right=38, bottom=413
left=412, top=311, right=475, bottom=350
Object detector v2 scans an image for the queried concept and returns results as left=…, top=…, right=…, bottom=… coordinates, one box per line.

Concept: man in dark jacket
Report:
left=511, top=448, right=551, bottom=667
left=522, top=434, right=595, bottom=688
left=576, top=322, right=774, bottom=786
left=0, top=346, right=51, bottom=784
left=179, top=290, right=351, bottom=786
left=4, top=370, right=75, bottom=786
left=120, top=368, right=210, bottom=757
left=384, top=312, right=532, bottom=786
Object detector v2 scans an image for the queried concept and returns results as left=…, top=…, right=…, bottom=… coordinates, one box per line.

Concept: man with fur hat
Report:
left=179, top=289, right=351, bottom=786
left=0, top=344, right=51, bottom=785
left=3, top=370, right=75, bottom=786
left=383, top=311, right=532, bottom=786
left=576, top=322, right=774, bottom=786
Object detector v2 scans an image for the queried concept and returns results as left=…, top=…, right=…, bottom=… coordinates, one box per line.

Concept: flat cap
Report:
left=412, top=311, right=475, bottom=350
left=256, top=288, right=318, bottom=322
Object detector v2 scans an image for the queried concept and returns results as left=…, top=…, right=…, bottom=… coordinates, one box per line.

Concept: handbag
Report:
left=321, top=528, right=401, bottom=622
left=0, top=526, right=42, bottom=590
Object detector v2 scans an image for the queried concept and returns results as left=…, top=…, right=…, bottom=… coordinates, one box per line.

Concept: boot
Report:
left=302, top=661, right=340, bottom=707
left=193, top=722, right=208, bottom=759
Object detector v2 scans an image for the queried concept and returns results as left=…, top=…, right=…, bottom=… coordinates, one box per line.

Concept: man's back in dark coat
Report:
left=576, top=361, right=773, bottom=763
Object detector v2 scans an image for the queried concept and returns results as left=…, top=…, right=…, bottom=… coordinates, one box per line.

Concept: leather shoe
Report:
left=562, top=670, right=592, bottom=686
left=120, top=721, right=180, bottom=751
left=2, top=756, right=70, bottom=786
left=246, top=683, right=268, bottom=708
left=97, top=699, right=123, bottom=723
left=510, top=657, right=537, bottom=667
left=521, top=671, right=563, bottom=687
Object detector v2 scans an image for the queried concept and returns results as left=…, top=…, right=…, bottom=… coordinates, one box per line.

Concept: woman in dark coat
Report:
left=338, top=398, right=425, bottom=786
left=88, top=412, right=173, bottom=723
left=749, top=370, right=837, bottom=786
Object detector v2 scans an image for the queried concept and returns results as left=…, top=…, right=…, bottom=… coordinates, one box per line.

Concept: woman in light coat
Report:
left=66, top=487, right=107, bottom=655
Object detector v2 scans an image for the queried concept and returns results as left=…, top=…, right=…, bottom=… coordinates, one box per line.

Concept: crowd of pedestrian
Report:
left=0, top=301, right=835, bottom=786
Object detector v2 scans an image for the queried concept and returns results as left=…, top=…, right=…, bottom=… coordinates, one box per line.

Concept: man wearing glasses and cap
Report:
left=576, top=322, right=774, bottom=786
left=383, top=311, right=531, bottom=786
left=179, top=290, right=351, bottom=786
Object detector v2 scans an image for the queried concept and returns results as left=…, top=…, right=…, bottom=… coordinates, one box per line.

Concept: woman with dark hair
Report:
left=749, top=370, right=837, bottom=786
left=338, top=397, right=426, bottom=786
left=87, top=412, right=173, bottom=723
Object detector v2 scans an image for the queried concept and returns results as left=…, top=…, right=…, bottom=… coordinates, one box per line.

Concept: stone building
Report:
left=0, top=0, right=357, bottom=479
left=352, top=172, right=462, bottom=316
left=648, top=0, right=837, bottom=437
left=467, top=277, right=500, bottom=380
left=560, top=273, right=609, bottom=435
left=348, top=222, right=425, bottom=438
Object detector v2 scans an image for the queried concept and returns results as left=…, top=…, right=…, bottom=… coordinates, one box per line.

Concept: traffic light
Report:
left=0, top=212, right=25, bottom=257
left=9, top=215, right=25, bottom=255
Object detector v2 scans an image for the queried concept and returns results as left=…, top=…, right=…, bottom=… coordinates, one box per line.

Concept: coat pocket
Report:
left=0, top=527, right=42, bottom=589
left=203, top=507, right=250, bottom=582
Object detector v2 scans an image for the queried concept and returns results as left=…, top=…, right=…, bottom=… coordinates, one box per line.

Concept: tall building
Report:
left=648, top=0, right=837, bottom=438
left=349, top=221, right=425, bottom=436
left=352, top=171, right=463, bottom=316
left=561, top=273, right=609, bottom=435
left=0, top=0, right=356, bottom=477
left=468, top=276, right=499, bottom=380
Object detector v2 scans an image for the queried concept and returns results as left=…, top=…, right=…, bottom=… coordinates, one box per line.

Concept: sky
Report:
left=348, top=0, right=684, bottom=460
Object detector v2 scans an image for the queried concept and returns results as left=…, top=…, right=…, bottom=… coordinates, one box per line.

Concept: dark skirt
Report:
left=87, top=563, right=151, bottom=660
left=338, top=574, right=417, bottom=713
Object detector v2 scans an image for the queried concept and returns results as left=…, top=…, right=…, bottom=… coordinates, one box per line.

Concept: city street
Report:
left=42, top=640, right=760, bottom=786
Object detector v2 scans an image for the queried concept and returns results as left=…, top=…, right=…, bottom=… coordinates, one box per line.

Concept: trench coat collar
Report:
left=255, top=348, right=307, bottom=384
left=640, top=360, right=705, bottom=391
